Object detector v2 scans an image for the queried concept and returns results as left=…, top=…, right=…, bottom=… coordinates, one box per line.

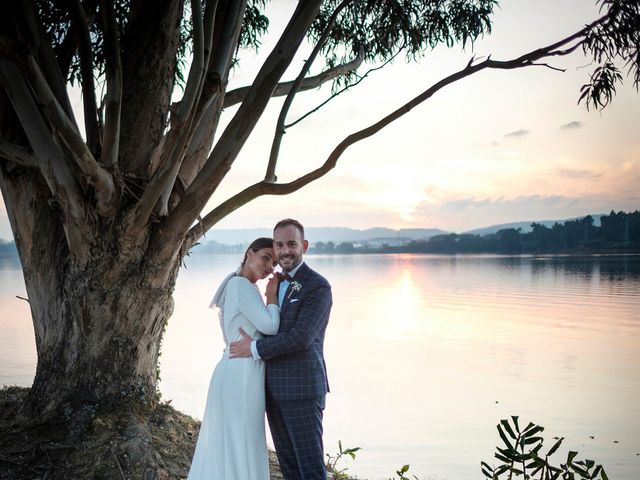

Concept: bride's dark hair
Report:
left=241, top=237, right=274, bottom=265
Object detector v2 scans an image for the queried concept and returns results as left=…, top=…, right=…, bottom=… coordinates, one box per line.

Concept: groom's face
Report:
left=274, top=224, right=308, bottom=272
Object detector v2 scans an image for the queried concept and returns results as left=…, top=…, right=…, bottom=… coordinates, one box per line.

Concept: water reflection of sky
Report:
left=1, top=254, right=639, bottom=479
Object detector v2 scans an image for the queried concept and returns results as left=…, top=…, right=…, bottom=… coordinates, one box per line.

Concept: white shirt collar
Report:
left=285, top=261, right=304, bottom=279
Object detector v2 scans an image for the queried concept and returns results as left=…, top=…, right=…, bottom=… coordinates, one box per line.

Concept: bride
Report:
left=187, top=237, right=280, bottom=480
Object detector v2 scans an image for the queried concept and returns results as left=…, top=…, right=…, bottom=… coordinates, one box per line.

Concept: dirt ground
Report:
left=0, top=386, right=284, bottom=480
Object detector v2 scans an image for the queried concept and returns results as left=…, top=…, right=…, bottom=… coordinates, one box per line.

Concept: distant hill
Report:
left=464, top=215, right=603, bottom=236
left=1, top=217, right=610, bottom=253
left=198, top=226, right=447, bottom=246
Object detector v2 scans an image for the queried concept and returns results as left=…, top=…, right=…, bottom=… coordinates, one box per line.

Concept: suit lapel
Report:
left=280, top=283, right=292, bottom=316
left=280, top=262, right=309, bottom=317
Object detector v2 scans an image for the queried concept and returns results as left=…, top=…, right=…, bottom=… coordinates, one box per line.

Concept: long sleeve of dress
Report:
left=228, top=277, right=280, bottom=335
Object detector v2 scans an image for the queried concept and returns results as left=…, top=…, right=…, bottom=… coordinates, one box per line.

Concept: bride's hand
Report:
left=265, top=275, right=278, bottom=304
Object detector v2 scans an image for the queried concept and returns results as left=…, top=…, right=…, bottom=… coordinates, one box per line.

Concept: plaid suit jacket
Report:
left=256, top=262, right=332, bottom=401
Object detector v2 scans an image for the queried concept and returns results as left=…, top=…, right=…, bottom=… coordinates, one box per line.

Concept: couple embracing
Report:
left=187, top=218, right=332, bottom=480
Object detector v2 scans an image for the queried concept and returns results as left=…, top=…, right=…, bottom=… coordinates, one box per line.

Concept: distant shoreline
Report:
left=3, top=210, right=638, bottom=258
left=2, top=245, right=639, bottom=260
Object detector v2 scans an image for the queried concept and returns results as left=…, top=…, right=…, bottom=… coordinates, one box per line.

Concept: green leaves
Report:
left=325, top=440, right=360, bottom=480
left=307, top=0, right=498, bottom=91
left=481, top=461, right=494, bottom=478
left=579, top=0, right=640, bottom=110
left=328, top=420, right=609, bottom=480
left=501, top=419, right=517, bottom=440
left=394, top=463, right=418, bottom=480
left=343, top=446, right=361, bottom=460
left=579, top=62, right=624, bottom=110
left=482, top=418, right=608, bottom=480
left=497, top=422, right=515, bottom=450
left=547, top=437, right=564, bottom=457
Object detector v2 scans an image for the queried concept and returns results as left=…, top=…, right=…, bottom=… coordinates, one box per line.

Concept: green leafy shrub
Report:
left=326, top=440, right=361, bottom=480
left=481, top=416, right=608, bottom=480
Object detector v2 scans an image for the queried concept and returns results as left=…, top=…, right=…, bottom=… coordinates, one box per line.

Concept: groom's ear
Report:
left=302, top=239, right=309, bottom=253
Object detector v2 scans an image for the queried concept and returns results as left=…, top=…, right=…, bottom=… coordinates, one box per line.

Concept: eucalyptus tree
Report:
left=0, top=0, right=637, bottom=422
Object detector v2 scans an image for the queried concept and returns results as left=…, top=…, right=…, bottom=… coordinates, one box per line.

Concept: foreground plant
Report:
left=326, top=440, right=361, bottom=480
left=390, top=463, right=419, bottom=480
left=481, top=416, right=609, bottom=480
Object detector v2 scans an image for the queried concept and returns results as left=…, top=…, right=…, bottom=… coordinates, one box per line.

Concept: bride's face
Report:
left=245, top=247, right=277, bottom=281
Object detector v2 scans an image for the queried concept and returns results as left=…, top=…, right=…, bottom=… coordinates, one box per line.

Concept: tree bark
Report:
left=2, top=164, right=180, bottom=417
left=24, top=252, right=179, bottom=416
left=1, top=72, right=180, bottom=415
left=118, top=0, right=183, bottom=178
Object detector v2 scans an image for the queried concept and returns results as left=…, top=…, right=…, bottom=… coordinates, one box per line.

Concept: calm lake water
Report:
left=1, top=253, right=639, bottom=479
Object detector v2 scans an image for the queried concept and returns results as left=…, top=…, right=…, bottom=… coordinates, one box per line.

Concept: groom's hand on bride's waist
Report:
left=229, top=328, right=252, bottom=358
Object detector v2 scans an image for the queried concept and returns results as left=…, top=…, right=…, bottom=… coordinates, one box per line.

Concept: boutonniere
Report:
left=287, top=280, right=302, bottom=299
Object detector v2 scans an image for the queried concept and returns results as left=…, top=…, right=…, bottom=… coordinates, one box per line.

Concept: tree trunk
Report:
left=25, top=255, right=178, bottom=417
left=1, top=167, right=180, bottom=422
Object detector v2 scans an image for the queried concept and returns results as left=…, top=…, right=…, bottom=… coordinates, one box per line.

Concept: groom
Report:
left=230, top=218, right=332, bottom=480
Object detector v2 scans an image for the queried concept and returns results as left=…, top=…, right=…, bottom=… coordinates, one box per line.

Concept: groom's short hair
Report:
left=274, top=218, right=305, bottom=239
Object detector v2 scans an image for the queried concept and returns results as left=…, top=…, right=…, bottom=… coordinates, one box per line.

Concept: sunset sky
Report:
left=1, top=0, right=638, bottom=240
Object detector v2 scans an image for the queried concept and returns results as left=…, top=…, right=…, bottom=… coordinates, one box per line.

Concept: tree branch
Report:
left=127, top=0, right=215, bottom=232
left=71, top=0, right=101, bottom=156
left=0, top=36, right=116, bottom=216
left=100, top=0, right=123, bottom=168
left=265, top=0, right=353, bottom=182
left=16, top=0, right=78, bottom=127
left=531, top=63, right=567, bottom=72
left=175, top=91, right=224, bottom=186
left=117, top=0, right=183, bottom=177
left=54, top=20, right=79, bottom=80
left=185, top=15, right=612, bottom=246
left=51, top=0, right=100, bottom=74
left=207, top=0, right=245, bottom=84
left=0, top=141, right=37, bottom=168
left=0, top=58, right=90, bottom=263
left=173, top=0, right=246, bottom=189
left=285, top=46, right=390, bottom=129
left=163, top=0, right=324, bottom=244
left=223, top=53, right=365, bottom=109
left=156, top=0, right=219, bottom=214
left=27, top=56, right=116, bottom=215
left=176, top=0, right=208, bottom=122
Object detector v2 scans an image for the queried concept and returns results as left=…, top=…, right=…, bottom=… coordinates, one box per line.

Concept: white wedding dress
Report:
left=187, top=275, right=280, bottom=480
